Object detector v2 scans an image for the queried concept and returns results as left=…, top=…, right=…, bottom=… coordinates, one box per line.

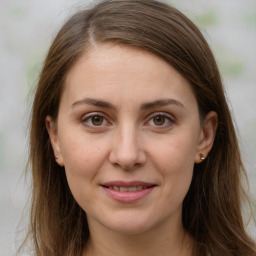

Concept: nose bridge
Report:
left=119, top=123, right=138, bottom=153
left=109, top=121, right=145, bottom=169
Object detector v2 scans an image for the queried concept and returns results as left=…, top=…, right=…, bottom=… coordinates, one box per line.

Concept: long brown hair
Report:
left=22, top=0, right=256, bottom=255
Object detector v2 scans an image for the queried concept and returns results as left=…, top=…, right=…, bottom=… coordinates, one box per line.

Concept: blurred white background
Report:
left=0, top=0, right=255, bottom=255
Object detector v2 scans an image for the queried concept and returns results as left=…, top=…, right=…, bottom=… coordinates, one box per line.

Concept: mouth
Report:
left=100, top=181, right=157, bottom=203
left=101, top=185, right=156, bottom=192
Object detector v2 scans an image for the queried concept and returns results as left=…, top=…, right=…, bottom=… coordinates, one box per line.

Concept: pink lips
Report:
left=101, top=181, right=156, bottom=203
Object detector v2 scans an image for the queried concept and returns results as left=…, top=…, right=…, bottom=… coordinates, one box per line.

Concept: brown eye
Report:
left=91, top=116, right=104, bottom=126
left=153, top=115, right=166, bottom=126
left=82, top=113, right=110, bottom=129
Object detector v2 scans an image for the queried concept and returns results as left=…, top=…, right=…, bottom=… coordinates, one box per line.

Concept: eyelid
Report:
left=81, top=112, right=111, bottom=127
left=145, top=112, right=175, bottom=127
left=80, top=111, right=175, bottom=129
left=147, top=111, right=175, bottom=120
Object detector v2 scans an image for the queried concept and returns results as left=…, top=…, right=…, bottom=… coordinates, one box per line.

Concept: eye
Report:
left=153, top=115, right=166, bottom=126
left=82, top=113, right=109, bottom=127
left=146, top=113, right=174, bottom=128
left=91, top=116, right=105, bottom=126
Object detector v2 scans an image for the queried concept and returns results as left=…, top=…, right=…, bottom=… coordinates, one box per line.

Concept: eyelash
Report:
left=81, top=112, right=175, bottom=129
left=81, top=112, right=110, bottom=128
left=145, top=112, right=175, bottom=128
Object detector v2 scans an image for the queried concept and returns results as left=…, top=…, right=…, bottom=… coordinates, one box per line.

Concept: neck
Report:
left=83, top=217, right=193, bottom=256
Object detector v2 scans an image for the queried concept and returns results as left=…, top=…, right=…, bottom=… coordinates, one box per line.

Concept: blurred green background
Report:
left=0, top=0, right=255, bottom=255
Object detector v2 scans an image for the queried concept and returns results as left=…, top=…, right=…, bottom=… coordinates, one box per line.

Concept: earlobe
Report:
left=45, top=115, right=64, bottom=167
left=195, top=111, right=218, bottom=163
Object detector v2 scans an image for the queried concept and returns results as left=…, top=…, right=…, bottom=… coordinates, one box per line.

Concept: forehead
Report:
left=62, top=43, right=197, bottom=111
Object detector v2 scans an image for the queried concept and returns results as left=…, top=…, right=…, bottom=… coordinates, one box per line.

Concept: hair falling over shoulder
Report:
left=20, top=0, right=256, bottom=255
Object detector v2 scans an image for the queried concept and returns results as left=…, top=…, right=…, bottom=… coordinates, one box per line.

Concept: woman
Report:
left=22, top=0, right=256, bottom=255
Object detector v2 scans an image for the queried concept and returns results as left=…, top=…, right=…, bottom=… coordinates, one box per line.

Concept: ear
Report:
left=45, top=115, right=64, bottom=167
left=195, top=111, right=218, bottom=163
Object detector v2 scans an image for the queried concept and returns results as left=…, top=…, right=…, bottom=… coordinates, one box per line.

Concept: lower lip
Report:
left=102, top=186, right=155, bottom=203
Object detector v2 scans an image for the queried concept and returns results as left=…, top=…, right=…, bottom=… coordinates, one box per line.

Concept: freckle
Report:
left=85, top=156, right=91, bottom=162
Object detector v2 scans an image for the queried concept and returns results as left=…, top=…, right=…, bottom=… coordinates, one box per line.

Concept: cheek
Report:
left=60, top=136, right=108, bottom=209
left=59, top=127, right=106, bottom=170
left=151, top=131, right=198, bottom=170
left=150, top=131, right=197, bottom=196
left=159, top=148, right=194, bottom=191
left=153, top=145, right=194, bottom=214
left=58, top=133, right=110, bottom=203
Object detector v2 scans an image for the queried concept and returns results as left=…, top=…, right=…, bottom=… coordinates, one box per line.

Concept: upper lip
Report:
left=101, top=181, right=156, bottom=187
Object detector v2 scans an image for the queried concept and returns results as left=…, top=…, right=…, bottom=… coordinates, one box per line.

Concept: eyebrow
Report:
left=140, top=99, right=184, bottom=110
left=71, top=98, right=115, bottom=109
left=71, top=97, right=184, bottom=110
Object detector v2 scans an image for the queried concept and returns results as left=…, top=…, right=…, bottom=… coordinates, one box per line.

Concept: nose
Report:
left=109, top=125, right=146, bottom=170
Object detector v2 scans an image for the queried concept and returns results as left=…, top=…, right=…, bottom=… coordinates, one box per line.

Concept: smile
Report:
left=103, top=185, right=153, bottom=192
left=101, top=181, right=156, bottom=203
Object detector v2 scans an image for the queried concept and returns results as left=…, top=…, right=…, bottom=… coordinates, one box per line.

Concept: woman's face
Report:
left=47, top=43, right=216, bottom=235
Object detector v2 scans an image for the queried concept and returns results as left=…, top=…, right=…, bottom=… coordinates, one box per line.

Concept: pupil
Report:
left=154, top=116, right=165, bottom=125
left=92, top=116, right=103, bottom=125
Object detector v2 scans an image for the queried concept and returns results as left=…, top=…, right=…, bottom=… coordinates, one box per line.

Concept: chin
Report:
left=106, top=222, right=153, bottom=235
left=97, top=212, right=159, bottom=235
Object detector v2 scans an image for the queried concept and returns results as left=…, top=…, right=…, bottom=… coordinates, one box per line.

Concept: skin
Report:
left=46, top=43, right=218, bottom=256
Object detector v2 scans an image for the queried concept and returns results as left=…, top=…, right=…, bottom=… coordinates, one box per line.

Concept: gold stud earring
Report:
left=199, top=153, right=205, bottom=161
